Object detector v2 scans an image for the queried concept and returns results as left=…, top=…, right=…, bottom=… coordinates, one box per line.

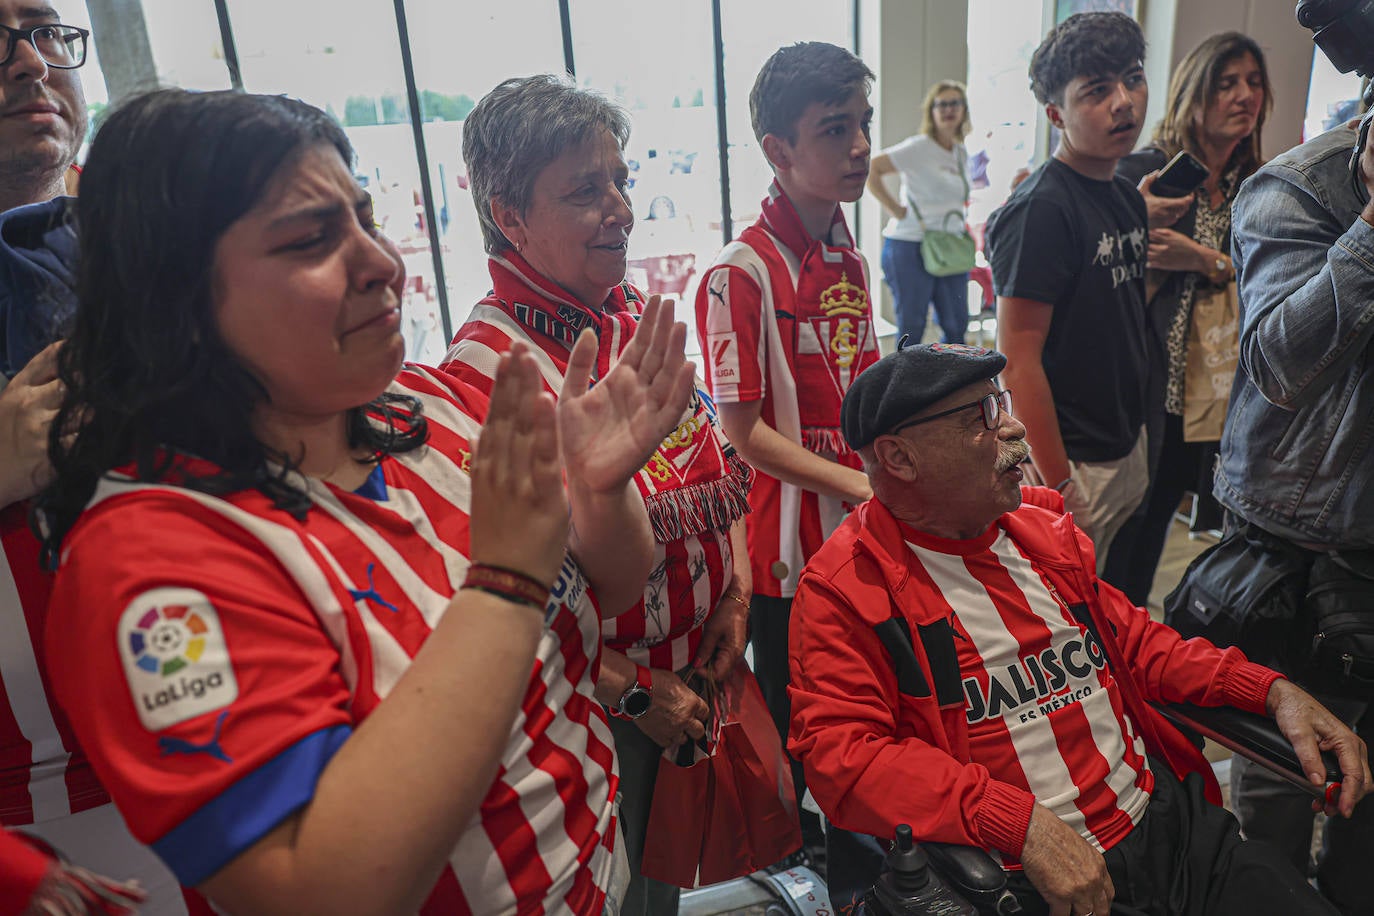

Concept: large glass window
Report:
left=964, top=0, right=1044, bottom=231
left=403, top=0, right=566, bottom=347
left=140, top=0, right=234, bottom=91
left=719, top=1, right=857, bottom=238
left=224, top=0, right=446, bottom=362
left=569, top=0, right=719, bottom=351
left=1303, top=46, right=1363, bottom=143
left=84, top=0, right=861, bottom=360
left=64, top=5, right=108, bottom=161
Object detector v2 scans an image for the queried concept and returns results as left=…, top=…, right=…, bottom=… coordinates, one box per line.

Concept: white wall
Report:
left=1143, top=0, right=1317, bottom=158
left=862, top=0, right=970, bottom=326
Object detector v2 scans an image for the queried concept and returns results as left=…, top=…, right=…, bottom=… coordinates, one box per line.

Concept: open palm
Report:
left=557, top=296, right=695, bottom=494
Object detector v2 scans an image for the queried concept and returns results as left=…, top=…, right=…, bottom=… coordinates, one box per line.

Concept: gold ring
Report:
left=725, top=592, right=749, bottom=608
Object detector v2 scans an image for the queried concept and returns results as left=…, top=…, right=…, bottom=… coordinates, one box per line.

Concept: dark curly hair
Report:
left=1029, top=11, right=1146, bottom=106
left=750, top=42, right=874, bottom=145
left=34, top=89, right=426, bottom=562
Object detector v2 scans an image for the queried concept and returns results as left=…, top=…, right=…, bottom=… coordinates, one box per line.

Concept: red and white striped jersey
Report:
left=0, top=503, right=107, bottom=827
left=45, top=366, right=620, bottom=915
left=444, top=258, right=746, bottom=673
left=901, top=522, right=1152, bottom=855
left=695, top=231, right=876, bottom=598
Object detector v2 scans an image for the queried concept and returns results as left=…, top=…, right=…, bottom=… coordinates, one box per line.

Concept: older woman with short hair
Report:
left=444, top=74, right=756, bottom=915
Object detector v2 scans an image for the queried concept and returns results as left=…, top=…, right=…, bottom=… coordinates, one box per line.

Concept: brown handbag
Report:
left=1182, top=280, right=1240, bottom=442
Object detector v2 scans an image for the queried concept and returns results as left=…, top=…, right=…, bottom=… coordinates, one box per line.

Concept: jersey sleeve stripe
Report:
left=152, top=725, right=350, bottom=886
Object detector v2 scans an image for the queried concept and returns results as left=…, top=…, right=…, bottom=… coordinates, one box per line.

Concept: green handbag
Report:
left=916, top=211, right=976, bottom=277
left=908, top=149, right=974, bottom=277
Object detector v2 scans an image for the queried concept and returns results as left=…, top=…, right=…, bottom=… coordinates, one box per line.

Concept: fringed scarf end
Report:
left=801, top=426, right=852, bottom=458
left=644, top=454, right=755, bottom=544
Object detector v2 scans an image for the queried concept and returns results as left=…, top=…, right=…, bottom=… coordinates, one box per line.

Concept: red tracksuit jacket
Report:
left=788, top=488, right=1280, bottom=859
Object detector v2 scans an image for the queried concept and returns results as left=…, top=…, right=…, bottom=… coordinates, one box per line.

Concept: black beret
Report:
left=841, top=342, right=1007, bottom=449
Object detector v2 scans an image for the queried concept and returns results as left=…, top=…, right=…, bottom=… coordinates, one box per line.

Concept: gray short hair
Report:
left=463, top=74, right=632, bottom=255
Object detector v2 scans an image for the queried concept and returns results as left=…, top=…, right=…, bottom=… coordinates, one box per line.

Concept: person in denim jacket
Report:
left=1216, top=119, right=1374, bottom=916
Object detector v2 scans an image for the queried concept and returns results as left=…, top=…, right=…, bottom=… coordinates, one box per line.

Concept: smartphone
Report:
left=1151, top=150, right=1210, bottom=198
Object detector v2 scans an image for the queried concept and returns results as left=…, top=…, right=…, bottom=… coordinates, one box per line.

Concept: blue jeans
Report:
left=881, top=238, right=968, bottom=345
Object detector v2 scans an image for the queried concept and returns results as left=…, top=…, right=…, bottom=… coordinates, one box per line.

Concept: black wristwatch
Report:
left=614, top=666, right=653, bottom=719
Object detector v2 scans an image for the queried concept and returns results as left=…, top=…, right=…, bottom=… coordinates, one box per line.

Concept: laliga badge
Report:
left=118, top=587, right=239, bottom=732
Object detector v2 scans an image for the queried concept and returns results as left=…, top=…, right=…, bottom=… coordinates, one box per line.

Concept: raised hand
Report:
left=467, top=342, right=569, bottom=588
left=557, top=295, right=695, bottom=495
left=1137, top=171, right=1193, bottom=229
left=0, top=341, right=63, bottom=509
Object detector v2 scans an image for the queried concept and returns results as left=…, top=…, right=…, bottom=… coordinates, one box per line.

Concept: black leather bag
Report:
left=1305, top=554, right=1374, bottom=694
left=1163, top=523, right=1315, bottom=673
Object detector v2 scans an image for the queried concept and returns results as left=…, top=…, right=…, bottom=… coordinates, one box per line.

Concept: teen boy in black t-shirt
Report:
left=986, top=12, right=1153, bottom=566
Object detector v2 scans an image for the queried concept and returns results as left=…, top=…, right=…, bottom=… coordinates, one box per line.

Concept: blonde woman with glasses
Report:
left=866, top=80, right=973, bottom=345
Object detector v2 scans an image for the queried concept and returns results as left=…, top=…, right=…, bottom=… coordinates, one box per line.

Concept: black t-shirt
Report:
left=985, top=158, right=1149, bottom=462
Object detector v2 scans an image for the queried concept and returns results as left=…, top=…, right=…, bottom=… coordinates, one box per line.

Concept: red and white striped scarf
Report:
left=481, top=253, right=752, bottom=543
left=743, top=181, right=877, bottom=455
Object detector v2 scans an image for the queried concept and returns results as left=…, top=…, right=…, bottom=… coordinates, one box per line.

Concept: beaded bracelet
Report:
left=463, top=563, right=550, bottom=610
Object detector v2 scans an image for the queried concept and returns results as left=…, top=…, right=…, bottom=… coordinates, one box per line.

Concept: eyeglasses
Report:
left=932, top=99, right=965, bottom=111
left=889, top=389, right=1013, bottom=435
left=0, top=23, right=90, bottom=70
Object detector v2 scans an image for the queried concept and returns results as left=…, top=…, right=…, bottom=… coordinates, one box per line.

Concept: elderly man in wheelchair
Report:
left=786, top=343, right=1369, bottom=916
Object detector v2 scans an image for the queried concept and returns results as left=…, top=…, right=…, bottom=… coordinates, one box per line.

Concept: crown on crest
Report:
left=820, top=272, right=867, bottom=316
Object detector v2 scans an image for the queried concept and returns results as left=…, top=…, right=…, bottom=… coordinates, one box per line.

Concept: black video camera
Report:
left=1298, top=1, right=1374, bottom=202
left=1299, top=0, right=1374, bottom=79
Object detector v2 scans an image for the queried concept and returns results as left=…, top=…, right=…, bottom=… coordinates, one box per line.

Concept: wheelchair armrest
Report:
left=923, top=842, right=1022, bottom=913
left=1156, top=702, right=1342, bottom=799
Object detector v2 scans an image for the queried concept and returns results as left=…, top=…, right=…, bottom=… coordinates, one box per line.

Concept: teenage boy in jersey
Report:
left=789, top=342, right=1368, bottom=916
left=986, top=12, right=1153, bottom=567
left=695, top=40, right=880, bottom=853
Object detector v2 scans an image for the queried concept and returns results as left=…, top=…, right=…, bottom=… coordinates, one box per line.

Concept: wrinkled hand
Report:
left=693, top=590, right=749, bottom=681
left=468, top=342, right=569, bottom=587
left=1020, top=804, right=1114, bottom=916
left=1268, top=679, right=1371, bottom=817
left=557, top=295, right=695, bottom=495
left=1146, top=227, right=1205, bottom=273
left=636, top=668, right=710, bottom=749
left=0, top=341, right=63, bottom=508
left=1137, top=171, right=1192, bottom=229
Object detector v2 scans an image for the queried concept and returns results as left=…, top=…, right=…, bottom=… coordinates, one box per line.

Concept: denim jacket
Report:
left=1215, top=124, right=1374, bottom=548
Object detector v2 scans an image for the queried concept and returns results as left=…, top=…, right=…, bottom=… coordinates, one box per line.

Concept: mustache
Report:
left=995, top=439, right=1030, bottom=472
left=3, top=91, right=59, bottom=117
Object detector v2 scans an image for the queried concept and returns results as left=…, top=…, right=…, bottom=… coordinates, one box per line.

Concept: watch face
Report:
left=622, top=686, right=652, bottom=718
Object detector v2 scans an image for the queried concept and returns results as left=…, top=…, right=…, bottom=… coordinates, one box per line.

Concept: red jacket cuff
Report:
left=973, top=779, right=1038, bottom=858
left=1222, top=660, right=1284, bottom=715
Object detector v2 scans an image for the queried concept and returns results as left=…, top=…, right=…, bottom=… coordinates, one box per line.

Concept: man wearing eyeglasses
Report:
left=787, top=342, right=1367, bottom=916
left=0, top=4, right=203, bottom=914
left=0, top=4, right=86, bottom=212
